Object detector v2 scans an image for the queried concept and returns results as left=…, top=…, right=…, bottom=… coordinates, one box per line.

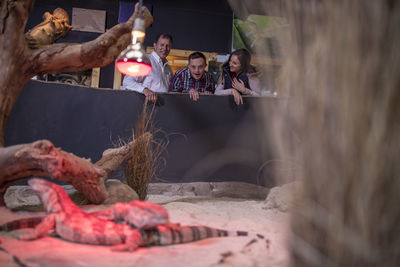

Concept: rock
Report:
left=103, top=179, right=139, bottom=204
left=4, top=183, right=82, bottom=209
left=70, top=179, right=139, bottom=205
left=181, top=182, right=212, bottom=196
left=148, top=183, right=186, bottom=196
left=4, top=179, right=139, bottom=209
left=263, top=182, right=299, bottom=212
left=4, top=186, right=41, bottom=209
left=210, top=182, right=269, bottom=199
left=148, top=182, right=269, bottom=199
left=5, top=181, right=269, bottom=209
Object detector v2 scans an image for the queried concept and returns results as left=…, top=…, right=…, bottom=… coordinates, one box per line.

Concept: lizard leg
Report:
left=110, top=230, right=142, bottom=252
left=114, top=201, right=169, bottom=229
left=167, top=222, right=181, bottom=228
left=19, top=215, right=55, bottom=240
left=90, top=209, right=113, bottom=220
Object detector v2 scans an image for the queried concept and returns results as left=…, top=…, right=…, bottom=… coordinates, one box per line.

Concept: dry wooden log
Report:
left=0, top=140, right=107, bottom=206
left=0, top=134, right=153, bottom=206
left=25, top=8, right=72, bottom=49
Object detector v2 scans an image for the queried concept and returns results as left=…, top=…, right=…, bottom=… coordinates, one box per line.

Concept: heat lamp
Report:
left=116, top=0, right=152, bottom=77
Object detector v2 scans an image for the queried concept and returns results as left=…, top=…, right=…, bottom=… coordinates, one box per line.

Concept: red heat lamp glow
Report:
left=116, top=59, right=152, bottom=77
left=115, top=0, right=151, bottom=77
left=116, top=42, right=152, bottom=77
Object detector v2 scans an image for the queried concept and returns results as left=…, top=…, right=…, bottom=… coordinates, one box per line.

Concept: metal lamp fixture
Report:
left=116, top=0, right=152, bottom=77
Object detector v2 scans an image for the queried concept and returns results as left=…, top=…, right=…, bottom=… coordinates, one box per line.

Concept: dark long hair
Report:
left=228, top=48, right=251, bottom=74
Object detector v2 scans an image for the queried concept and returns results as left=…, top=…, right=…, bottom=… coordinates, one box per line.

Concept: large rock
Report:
left=148, top=182, right=269, bottom=199
left=4, top=183, right=80, bottom=209
left=5, top=181, right=269, bottom=210
left=263, top=182, right=299, bottom=212
left=4, top=179, right=139, bottom=209
left=103, top=179, right=139, bottom=204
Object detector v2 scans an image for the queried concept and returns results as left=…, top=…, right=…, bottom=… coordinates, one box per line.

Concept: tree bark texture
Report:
left=0, top=134, right=152, bottom=206
left=0, top=0, right=153, bottom=146
left=0, top=140, right=106, bottom=205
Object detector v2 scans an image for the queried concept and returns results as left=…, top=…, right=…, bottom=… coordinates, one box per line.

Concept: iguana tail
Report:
left=0, top=217, right=43, bottom=231
left=142, top=224, right=265, bottom=246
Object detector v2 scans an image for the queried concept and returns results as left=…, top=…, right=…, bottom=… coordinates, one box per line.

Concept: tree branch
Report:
left=28, top=3, right=153, bottom=75
left=0, top=140, right=107, bottom=206
left=0, top=133, right=153, bottom=206
left=0, top=0, right=35, bottom=35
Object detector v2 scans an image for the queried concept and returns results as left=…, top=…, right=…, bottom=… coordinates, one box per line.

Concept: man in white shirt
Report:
left=121, top=33, right=173, bottom=102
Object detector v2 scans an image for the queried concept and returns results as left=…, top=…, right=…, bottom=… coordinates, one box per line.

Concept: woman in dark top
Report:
left=215, top=49, right=260, bottom=105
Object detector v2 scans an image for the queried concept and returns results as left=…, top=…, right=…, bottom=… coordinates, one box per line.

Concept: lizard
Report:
left=1, top=199, right=169, bottom=232
left=4, top=178, right=266, bottom=251
left=16, top=178, right=145, bottom=251
left=0, top=217, right=43, bottom=232
left=93, top=200, right=169, bottom=229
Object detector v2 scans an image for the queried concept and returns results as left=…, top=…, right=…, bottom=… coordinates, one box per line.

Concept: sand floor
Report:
left=0, top=192, right=290, bottom=267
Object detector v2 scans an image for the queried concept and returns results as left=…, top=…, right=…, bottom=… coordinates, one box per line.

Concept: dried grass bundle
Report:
left=124, top=101, right=167, bottom=200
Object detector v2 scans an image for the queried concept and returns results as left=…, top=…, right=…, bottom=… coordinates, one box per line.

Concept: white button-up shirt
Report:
left=121, top=51, right=172, bottom=93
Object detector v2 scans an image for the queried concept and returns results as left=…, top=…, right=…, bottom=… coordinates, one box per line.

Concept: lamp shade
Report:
left=116, top=42, right=152, bottom=77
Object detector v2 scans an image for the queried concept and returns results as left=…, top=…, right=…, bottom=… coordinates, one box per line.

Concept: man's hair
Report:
left=188, top=52, right=206, bottom=65
left=154, top=33, right=173, bottom=44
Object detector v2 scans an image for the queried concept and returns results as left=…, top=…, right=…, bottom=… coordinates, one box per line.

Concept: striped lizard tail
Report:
left=0, top=217, right=43, bottom=232
left=141, top=224, right=265, bottom=247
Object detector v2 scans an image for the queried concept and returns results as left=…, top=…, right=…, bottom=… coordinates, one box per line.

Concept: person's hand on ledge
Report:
left=143, top=88, right=157, bottom=102
left=232, top=89, right=243, bottom=105
left=189, top=89, right=200, bottom=101
left=232, top=78, right=246, bottom=94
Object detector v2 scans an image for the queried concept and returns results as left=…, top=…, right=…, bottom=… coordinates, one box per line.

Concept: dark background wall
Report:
left=26, top=0, right=233, bottom=88
left=5, top=81, right=278, bottom=187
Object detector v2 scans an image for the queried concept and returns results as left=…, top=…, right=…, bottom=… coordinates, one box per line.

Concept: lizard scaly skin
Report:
left=93, top=200, right=169, bottom=229
left=140, top=223, right=265, bottom=247
left=19, top=178, right=143, bottom=251
left=1, top=200, right=169, bottom=232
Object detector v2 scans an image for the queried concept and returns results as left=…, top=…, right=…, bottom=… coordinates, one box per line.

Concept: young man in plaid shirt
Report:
left=169, top=52, right=215, bottom=101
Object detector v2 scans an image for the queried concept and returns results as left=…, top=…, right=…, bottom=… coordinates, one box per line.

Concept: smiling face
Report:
left=188, top=57, right=207, bottom=80
left=153, top=36, right=171, bottom=61
left=229, top=55, right=242, bottom=74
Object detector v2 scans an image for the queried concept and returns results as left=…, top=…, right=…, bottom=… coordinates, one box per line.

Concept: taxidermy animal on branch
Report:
left=25, top=8, right=72, bottom=49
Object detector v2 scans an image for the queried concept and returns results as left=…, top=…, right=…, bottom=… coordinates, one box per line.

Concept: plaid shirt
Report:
left=169, top=68, right=215, bottom=93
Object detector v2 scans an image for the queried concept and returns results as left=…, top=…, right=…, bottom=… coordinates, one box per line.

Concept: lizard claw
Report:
left=18, top=231, right=37, bottom=241
left=110, top=230, right=142, bottom=252
left=111, top=243, right=139, bottom=252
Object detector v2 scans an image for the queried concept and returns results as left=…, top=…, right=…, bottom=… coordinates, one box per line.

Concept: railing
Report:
left=5, top=80, right=279, bottom=186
